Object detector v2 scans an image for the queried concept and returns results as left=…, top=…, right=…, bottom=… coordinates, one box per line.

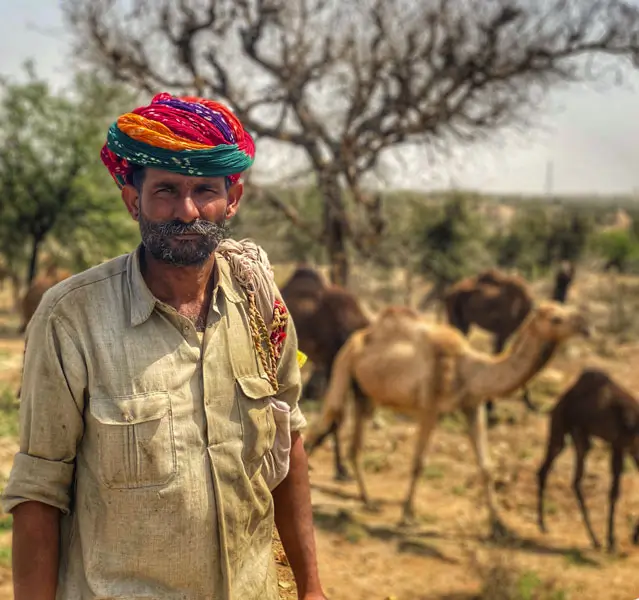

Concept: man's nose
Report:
left=174, top=194, right=200, bottom=222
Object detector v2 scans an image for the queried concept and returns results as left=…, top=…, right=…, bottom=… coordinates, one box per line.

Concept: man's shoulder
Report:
left=36, top=253, right=130, bottom=319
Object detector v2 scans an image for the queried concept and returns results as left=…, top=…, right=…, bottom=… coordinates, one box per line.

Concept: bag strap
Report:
left=217, top=238, right=288, bottom=392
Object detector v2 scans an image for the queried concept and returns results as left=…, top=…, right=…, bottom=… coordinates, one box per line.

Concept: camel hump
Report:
left=362, top=305, right=421, bottom=344
left=475, top=268, right=504, bottom=285
left=377, top=305, right=420, bottom=321
left=280, top=265, right=326, bottom=303
left=474, top=268, right=530, bottom=291
left=282, top=266, right=326, bottom=289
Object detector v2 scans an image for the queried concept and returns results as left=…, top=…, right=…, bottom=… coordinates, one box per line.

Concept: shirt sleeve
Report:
left=1, top=307, right=86, bottom=515
left=272, top=290, right=307, bottom=433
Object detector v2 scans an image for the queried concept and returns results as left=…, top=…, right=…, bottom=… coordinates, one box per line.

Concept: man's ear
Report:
left=226, top=182, right=243, bottom=220
left=122, top=184, right=140, bottom=221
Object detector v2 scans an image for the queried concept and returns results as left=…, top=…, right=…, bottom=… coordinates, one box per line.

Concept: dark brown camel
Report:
left=280, top=265, right=370, bottom=481
left=444, top=268, right=536, bottom=418
left=19, top=264, right=73, bottom=333
left=537, top=368, right=639, bottom=552
left=551, top=260, right=576, bottom=304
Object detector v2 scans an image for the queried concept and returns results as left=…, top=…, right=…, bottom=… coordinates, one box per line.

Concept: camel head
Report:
left=526, top=301, right=590, bottom=342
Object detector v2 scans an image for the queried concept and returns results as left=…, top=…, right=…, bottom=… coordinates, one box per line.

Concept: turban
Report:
left=101, top=92, right=255, bottom=188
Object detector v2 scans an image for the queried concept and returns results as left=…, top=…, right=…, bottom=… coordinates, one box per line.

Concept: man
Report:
left=1, top=93, right=327, bottom=600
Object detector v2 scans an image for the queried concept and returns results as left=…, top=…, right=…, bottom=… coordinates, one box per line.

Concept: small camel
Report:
left=305, top=301, right=590, bottom=535
left=281, top=264, right=371, bottom=481
left=537, top=368, right=639, bottom=552
left=444, top=268, right=536, bottom=418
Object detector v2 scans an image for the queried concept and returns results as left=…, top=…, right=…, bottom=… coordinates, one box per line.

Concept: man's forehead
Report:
left=144, top=168, right=226, bottom=186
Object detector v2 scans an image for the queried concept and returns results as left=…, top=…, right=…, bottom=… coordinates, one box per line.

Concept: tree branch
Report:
left=245, top=185, right=324, bottom=244
left=63, top=0, right=639, bottom=277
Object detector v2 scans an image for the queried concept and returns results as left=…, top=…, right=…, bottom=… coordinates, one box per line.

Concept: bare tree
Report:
left=63, top=0, right=639, bottom=285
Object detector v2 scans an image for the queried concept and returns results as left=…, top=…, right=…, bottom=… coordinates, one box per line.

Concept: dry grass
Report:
left=2, top=269, right=639, bottom=599
left=469, top=551, right=568, bottom=600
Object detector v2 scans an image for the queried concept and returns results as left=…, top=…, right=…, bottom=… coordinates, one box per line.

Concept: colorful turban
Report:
left=101, top=92, right=256, bottom=188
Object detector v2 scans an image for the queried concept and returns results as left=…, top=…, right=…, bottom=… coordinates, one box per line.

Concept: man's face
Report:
left=122, top=168, right=243, bottom=266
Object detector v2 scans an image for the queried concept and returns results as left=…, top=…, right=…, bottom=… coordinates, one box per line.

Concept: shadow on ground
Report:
left=484, top=532, right=603, bottom=567
left=312, top=505, right=459, bottom=564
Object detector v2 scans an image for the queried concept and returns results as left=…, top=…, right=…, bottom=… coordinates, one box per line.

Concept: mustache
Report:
left=154, top=219, right=225, bottom=237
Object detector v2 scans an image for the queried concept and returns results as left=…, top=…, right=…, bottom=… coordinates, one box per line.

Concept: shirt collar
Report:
left=127, top=244, right=245, bottom=327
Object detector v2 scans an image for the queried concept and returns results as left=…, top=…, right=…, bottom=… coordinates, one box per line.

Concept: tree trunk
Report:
left=10, top=272, right=21, bottom=314
left=319, top=174, right=349, bottom=287
left=27, top=237, right=42, bottom=289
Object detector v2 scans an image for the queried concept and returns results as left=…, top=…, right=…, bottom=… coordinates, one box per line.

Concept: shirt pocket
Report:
left=88, top=391, right=177, bottom=490
left=235, top=375, right=277, bottom=472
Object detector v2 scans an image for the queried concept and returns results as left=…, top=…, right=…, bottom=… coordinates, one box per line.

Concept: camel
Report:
left=444, top=268, right=536, bottom=418
left=280, top=264, right=371, bottom=481
left=19, top=264, right=73, bottom=333
left=304, top=301, right=590, bottom=535
left=551, top=260, right=575, bottom=304
left=537, top=368, right=639, bottom=552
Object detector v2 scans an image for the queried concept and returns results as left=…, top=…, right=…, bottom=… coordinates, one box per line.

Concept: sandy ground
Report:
left=1, top=270, right=639, bottom=600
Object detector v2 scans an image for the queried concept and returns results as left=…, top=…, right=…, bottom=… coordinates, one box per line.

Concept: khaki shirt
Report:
left=1, top=245, right=306, bottom=600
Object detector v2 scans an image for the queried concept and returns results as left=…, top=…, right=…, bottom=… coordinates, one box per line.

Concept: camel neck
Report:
left=466, top=326, right=557, bottom=399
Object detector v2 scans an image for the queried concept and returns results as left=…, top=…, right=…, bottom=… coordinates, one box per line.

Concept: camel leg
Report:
left=607, top=446, right=624, bottom=552
left=631, top=453, right=639, bottom=545
left=314, top=357, right=352, bottom=482
left=537, top=408, right=566, bottom=534
left=571, top=432, right=600, bottom=549
left=331, top=423, right=351, bottom=482
left=301, top=368, right=325, bottom=401
left=485, top=336, right=507, bottom=424
left=349, top=393, right=377, bottom=512
left=306, top=423, right=350, bottom=486
left=307, top=365, right=351, bottom=481
left=464, top=403, right=506, bottom=538
left=399, top=410, right=439, bottom=527
left=306, top=417, right=351, bottom=482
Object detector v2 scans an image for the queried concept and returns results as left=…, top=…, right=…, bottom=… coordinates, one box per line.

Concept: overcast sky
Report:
left=2, top=1, right=639, bottom=197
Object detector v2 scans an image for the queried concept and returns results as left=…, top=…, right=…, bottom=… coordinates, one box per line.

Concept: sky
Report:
left=1, top=1, right=639, bottom=197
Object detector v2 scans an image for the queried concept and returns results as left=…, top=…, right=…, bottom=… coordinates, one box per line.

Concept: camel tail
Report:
left=304, top=332, right=361, bottom=452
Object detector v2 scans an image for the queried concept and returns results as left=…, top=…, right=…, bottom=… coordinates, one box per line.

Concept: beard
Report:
left=139, top=215, right=228, bottom=266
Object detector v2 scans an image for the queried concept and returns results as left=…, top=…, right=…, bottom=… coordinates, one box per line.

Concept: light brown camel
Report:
left=538, top=368, right=639, bottom=552
left=444, top=268, right=535, bottom=417
left=281, top=264, right=371, bottom=481
left=304, top=301, right=590, bottom=536
left=19, top=264, right=73, bottom=333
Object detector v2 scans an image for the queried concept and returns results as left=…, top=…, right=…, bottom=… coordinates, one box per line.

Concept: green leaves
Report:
left=0, top=65, right=141, bottom=284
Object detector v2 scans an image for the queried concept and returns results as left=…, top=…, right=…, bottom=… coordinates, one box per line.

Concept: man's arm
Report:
left=272, top=431, right=325, bottom=600
left=2, top=306, right=86, bottom=600
left=12, top=502, right=61, bottom=600
left=269, top=295, right=326, bottom=599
